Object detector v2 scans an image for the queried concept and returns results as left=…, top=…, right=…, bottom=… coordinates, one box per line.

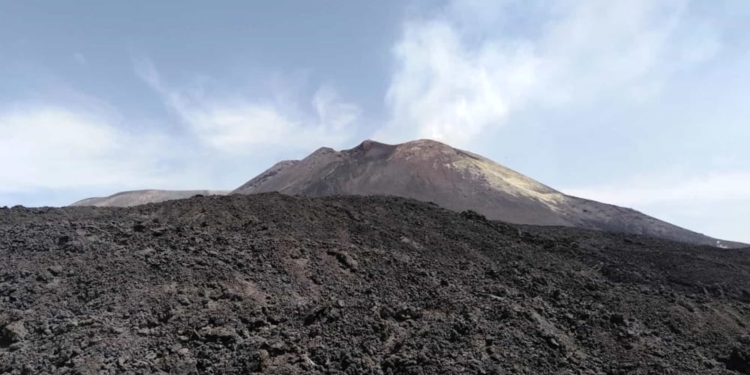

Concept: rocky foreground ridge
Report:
left=2, top=194, right=750, bottom=374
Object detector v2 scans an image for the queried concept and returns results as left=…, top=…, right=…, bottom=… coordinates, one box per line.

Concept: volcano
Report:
left=70, top=139, right=744, bottom=247
left=233, top=139, right=743, bottom=248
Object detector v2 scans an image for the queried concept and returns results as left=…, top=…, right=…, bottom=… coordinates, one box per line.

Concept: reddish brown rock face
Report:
left=234, top=139, right=744, bottom=248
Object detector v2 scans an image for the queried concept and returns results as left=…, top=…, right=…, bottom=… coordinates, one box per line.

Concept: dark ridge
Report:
left=1, top=193, right=748, bottom=374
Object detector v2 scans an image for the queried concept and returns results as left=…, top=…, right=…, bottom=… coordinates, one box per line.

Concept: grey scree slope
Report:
left=70, top=190, right=229, bottom=208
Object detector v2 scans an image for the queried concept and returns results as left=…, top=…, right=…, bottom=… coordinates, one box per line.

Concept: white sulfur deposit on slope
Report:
left=448, top=156, right=569, bottom=211
left=391, top=139, right=568, bottom=210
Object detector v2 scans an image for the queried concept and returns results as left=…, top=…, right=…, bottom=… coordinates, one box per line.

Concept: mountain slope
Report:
left=234, top=139, right=744, bottom=248
left=70, top=189, right=229, bottom=207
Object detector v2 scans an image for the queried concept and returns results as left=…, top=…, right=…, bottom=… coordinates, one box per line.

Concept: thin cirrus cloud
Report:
left=134, top=59, right=362, bottom=154
left=0, top=104, right=172, bottom=193
left=564, top=172, right=750, bottom=242
left=73, top=52, right=87, bottom=66
left=376, top=0, right=720, bottom=147
left=564, top=172, right=750, bottom=208
left=0, top=58, right=363, bottom=204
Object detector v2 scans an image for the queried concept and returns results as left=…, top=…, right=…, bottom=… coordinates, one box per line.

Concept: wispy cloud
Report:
left=73, top=52, right=87, bottom=65
left=564, top=171, right=750, bottom=207
left=376, top=0, right=720, bottom=146
left=564, top=171, right=750, bottom=242
left=0, top=104, right=173, bottom=193
left=0, top=58, right=364, bottom=206
left=134, top=59, right=361, bottom=154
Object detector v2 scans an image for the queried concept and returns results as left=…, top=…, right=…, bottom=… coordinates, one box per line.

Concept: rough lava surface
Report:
left=2, top=194, right=750, bottom=374
left=233, top=140, right=745, bottom=248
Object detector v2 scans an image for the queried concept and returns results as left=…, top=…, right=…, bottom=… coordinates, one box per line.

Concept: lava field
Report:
left=1, top=193, right=749, bottom=374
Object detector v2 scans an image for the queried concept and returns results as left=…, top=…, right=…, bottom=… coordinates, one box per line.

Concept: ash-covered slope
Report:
left=71, top=190, right=229, bottom=207
left=234, top=139, right=742, bottom=248
left=1, top=194, right=749, bottom=374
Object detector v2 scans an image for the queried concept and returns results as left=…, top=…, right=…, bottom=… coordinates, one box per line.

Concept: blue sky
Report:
left=1, top=0, right=749, bottom=243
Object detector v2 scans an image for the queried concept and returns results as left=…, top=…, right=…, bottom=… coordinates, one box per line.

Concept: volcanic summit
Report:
left=232, top=139, right=742, bottom=248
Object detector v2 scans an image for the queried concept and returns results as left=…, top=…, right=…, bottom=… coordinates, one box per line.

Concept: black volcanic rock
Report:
left=1, top=194, right=749, bottom=374
left=234, top=139, right=744, bottom=248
